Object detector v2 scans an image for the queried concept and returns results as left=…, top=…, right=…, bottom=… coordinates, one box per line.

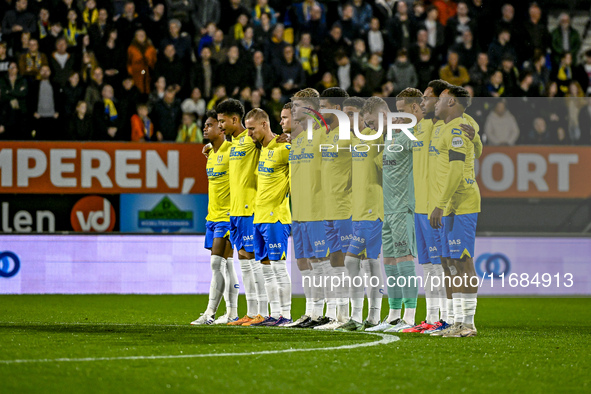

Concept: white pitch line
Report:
left=0, top=332, right=399, bottom=365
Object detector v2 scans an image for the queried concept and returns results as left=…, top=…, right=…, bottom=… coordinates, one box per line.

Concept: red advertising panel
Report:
left=0, top=142, right=207, bottom=195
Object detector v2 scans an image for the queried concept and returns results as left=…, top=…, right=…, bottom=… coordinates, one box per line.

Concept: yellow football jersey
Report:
left=351, top=128, right=383, bottom=221
left=290, top=128, right=324, bottom=222
left=434, top=115, right=481, bottom=216
left=254, top=137, right=291, bottom=224
left=321, top=126, right=352, bottom=220
left=206, top=140, right=231, bottom=222
left=229, top=129, right=259, bottom=217
left=412, top=118, right=434, bottom=214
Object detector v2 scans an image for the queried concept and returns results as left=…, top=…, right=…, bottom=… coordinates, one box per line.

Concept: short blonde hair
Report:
left=245, top=108, right=270, bottom=123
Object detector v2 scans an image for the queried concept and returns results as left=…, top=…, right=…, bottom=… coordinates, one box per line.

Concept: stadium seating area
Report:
left=1, top=0, right=591, bottom=144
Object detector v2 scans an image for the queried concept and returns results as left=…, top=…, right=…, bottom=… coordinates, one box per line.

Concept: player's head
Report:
left=422, top=79, right=451, bottom=116
left=280, top=102, right=292, bottom=134
left=396, top=88, right=423, bottom=116
left=435, top=86, right=471, bottom=119
left=343, top=97, right=365, bottom=130
left=361, top=96, right=389, bottom=132
left=291, top=88, right=320, bottom=124
left=245, top=108, right=271, bottom=143
left=320, top=87, right=349, bottom=125
left=204, top=109, right=223, bottom=142
left=216, top=98, right=245, bottom=137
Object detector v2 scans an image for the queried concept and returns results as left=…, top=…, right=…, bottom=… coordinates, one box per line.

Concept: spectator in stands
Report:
left=239, top=26, right=258, bottom=60
left=421, top=6, right=444, bottom=61
left=565, top=81, right=586, bottom=143
left=488, top=28, right=516, bottom=69
left=84, top=66, right=103, bottom=115
left=334, top=50, right=361, bottom=92
left=529, top=50, right=550, bottom=97
left=551, top=13, right=582, bottom=67
left=152, top=86, right=182, bottom=141
left=386, top=1, right=418, bottom=55
left=365, top=53, right=385, bottom=94
left=516, top=72, right=536, bottom=97
left=487, top=69, right=505, bottom=97
left=130, top=102, right=154, bottom=142
left=0, top=42, right=14, bottom=79
left=387, top=49, right=418, bottom=96
left=68, top=101, right=93, bottom=140
left=28, top=64, right=61, bottom=140
left=439, top=51, right=469, bottom=87
left=63, top=71, right=85, bottom=118
left=161, top=19, right=192, bottom=65
left=347, top=73, right=371, bottom=97
left=96, top=29, right=125, bottom=89
left=351, top=39, right=369, bottom=68
left=49, top=37, right=75, bottom=89
left=220, top=0, right=250, bottom=34
left=206, top=85, right=227, bottom=110
left=64, top=9, right=87, bottom=48
left=254, top=12, right=274, bottom=46
left=265, top=23, right=288, bottom=69
left=339, top=3, right=359, bottom=44
left=302, top=5, right=327, bottom=47
left=40, top=22, right=65, bottom=56
left=55, top=0, right=78, bottom=27
left=81, top=0, right=98, bottom=28
left=553, top=52, right=574, bottom=96
left=524, top=2, right=549, bottom=62
left=373, top=0, right=396, bottom=27
left=527, top=117, right=551, bottom=145
left=315, top=71, right=338, bottom=92
left=252, top=0, right=277, bottom=27
left=143, top=3, right=167, bottom=49
left=494, top=4, right=522, bottom=58
left=0, top=61, right=28, bottom=139
left=500, top=55, right=519, bottom=97
left=218, top=45, right=247, bottom=97
left=275, top=45, right=306, bottom=96
left=117, top=77, right=140, bottom=140
left=484, top=100, right=519, bottom=145
left=351, top=0, right=373, bottom=35
left=453, top=29, right=478, bottom=70
left=445, top=1, right=476, bottom=48
left=229, top=13, right=250, bottom=44
left=432, top=0, right=457, bottom=26
left=209, top=29, right=228, bottom=64
left=320, top=23, right=349, bottom=73
left=127, top=29, right=157, bottom=94
left=80, top=51, right=99, bottom=85
left=155, top=44, right=186, bottom=94
left=294, top=0, right=326, bottom=29
left=295, top=33, right=319, bottom=77
left=148, top=76, right=166, bottom=111
left=93, top=84, right=119, bottom=140
left=181, top=87, right=206, bottom=126
left=249, top=50, right=272, bottom=97
left=18, top=38, right=47, bottom=80
left=366, top=18, right=385, bottom=56
left=36, top=7, right=51, bottom=42
left=88, top=8, right=112, bottom=48
left=176, top=112, right=203, bottom=143
left=577, top=50, right=591, bottom=96
left=577, top=98, right=591, bottom=144
left=2, top=0, right=36, bottom=50
left=115, top=1, right=142, bottom=47
left=193, top=0, right=221, bottom=36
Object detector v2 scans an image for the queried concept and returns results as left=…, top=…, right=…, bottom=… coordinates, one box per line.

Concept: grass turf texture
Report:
left=1, top=295, right=590, bottom=392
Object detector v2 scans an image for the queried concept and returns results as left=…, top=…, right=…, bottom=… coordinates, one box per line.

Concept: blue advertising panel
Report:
left=120, top=194, right=208, bottom=233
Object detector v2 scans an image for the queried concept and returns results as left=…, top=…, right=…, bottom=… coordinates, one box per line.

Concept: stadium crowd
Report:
left=1, top=0, right=591, bottom=144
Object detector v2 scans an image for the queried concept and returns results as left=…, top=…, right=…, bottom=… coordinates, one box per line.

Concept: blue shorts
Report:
left=437, top=224, right=450, bottom=258
left=415, top=214, right=441, bottom=265
left=324, top=218, right=353, bottom=254
left=348, top=220, right=383, bottom=259
left=443, top=213, right=478, bottom=260
left=292, top=221, right=328, bottom=259
left=204, top=221, right=231, bottom=249
left=230, top=216, right=254, bottom=253
left=253, top=222, right=291, bottom=261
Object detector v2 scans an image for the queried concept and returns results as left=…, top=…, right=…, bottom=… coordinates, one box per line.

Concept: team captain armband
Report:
left=449, top=150, right=466, bottom=162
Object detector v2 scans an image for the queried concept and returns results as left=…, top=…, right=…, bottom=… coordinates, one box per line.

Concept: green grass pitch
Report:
left=1, top=295, right=590, bottom=393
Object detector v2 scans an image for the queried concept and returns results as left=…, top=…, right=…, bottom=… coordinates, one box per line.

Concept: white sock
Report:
left=333, top=266, right=349, bottom=322
left=452, top=293, right=464, bottom=324
left=387, top=309, right=401, bottom=323
left=320, top=260, right=336, bottom=319
left=423, top=263, right=439, bottom=324
left=239, top=259, right=257, bottom=317
left=301, top=269, right=313, bottom=316
left=225, top=258, right=239, bottom=317
left=364, top=259, right=383, bottom=325
left=462, top=293, right=477, bottom=328
left=221, top=259, right=230, bottom=310
left=271, top=260, right=291, bottom=319
left=310, top=263, right=325, bottom=318
left=251, top=260, right=268, bottom=316
left=262, top=263, right=280, bottom=318
left=447, top=298, right=455, bottom=324
left=432, top=264, right=447, bottom=321
left=206, top=255, right=225, bottom=315
left=344, top=255, right=363, bottom=322
left=403, top=308, right=416, bottom=326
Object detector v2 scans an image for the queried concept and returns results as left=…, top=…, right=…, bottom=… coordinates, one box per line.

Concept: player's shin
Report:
left=461, top=257, right=478, bottom=329
left=441, top=257, right=455, bottom=324
left=310, top=261, right=325, bottom=319
left=431, top=263, right=447, bottom=322
left=206, top=255, right=226, bottom=315
left=423, top=263, right=439, bottom=324
left=364, top=258, right=384, bottom=325
left=225, top=257, right=239, bottom=318
left=344, top=255, right=363, bottom=322
left=320, top=259, right=337, bottom=319
left=271, top=260, right=292, bottom=319
left=239, top=259, right=258, bottom=317
left=251, top=260, right=269, bottom=316
left=384, top=263, right=403, bottom=322
left=450, top=260, right=464, bottom=325
left=301, top=268, right=313, bottom=317
left=262, top=262, right=280, bottom=318
left=398, top=260, right=418, bottom=325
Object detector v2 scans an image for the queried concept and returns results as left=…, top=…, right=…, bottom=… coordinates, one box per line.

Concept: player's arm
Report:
left=459, top=122, right=483, bottom=159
